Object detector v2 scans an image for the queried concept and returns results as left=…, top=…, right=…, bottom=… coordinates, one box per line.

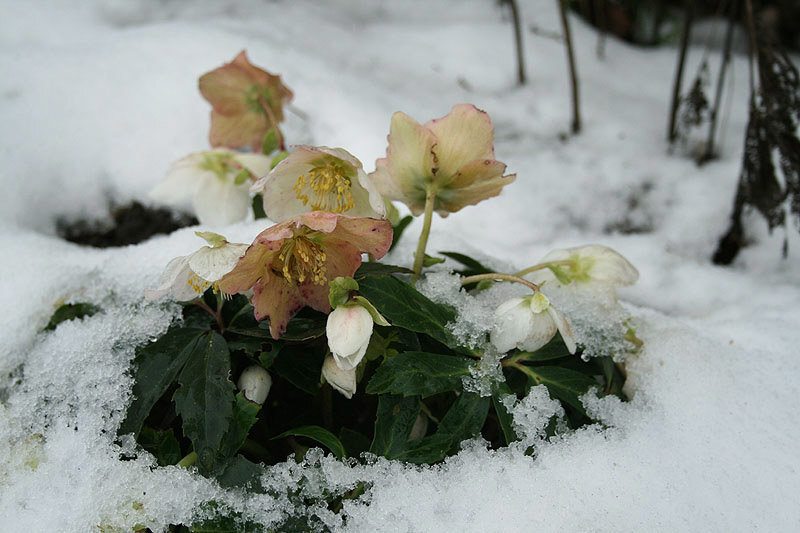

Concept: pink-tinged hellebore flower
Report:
left=252, top=145, right=385, bottom=221
left=326, top=305, right=373, bottom=371
left=145, top=232, right=248, bottom=302
left=322, top=354, right=357, bottom=399
left=370, top=104, right=516, bottom=217
left=490, top=292, right=577, bottom=354
left=199, top=50, right=293, bottom=152
left=527, top=245, right=639, bottom=304
left=217, top=212, right=393, bottom=339
left=150, top=149, right=271, bottom=226
left=237, top=365, right=272, bottom=405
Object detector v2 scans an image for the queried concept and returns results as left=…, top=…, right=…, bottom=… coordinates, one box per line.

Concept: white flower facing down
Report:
left=145, top=232, right=248, bottom=302
left=150, top=149, right=272, bottom=226
left=527, top=244, right=639, bottom=304
left=326, top=304, right=374, bottom=371
left=490, top=292, right=577, bottom=354
left=237, top=365, right=272, bottom=405
left=322, top=354, right=357, bottom=399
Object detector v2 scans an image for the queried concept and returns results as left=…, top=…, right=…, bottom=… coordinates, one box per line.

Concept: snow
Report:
left=2, top=0, right=800, bottom=531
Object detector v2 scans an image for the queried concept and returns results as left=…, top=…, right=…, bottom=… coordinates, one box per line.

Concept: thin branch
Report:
left=668, top=0, right=694, bottom=143
left=507, top=0, right=526, bottom=85
left=558, top=0, right=581, bottom=134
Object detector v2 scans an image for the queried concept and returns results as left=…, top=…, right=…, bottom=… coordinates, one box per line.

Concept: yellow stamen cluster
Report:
left=187, top=272, right=211, bottom=294
left=275, top=236, right=327, bottom=285
left=293, top=163, right=354, bottom=213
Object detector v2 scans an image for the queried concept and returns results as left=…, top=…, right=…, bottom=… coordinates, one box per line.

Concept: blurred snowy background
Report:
left=1, top=0, right=799, bottom=531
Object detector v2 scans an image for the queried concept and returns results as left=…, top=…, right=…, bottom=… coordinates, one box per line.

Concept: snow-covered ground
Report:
left=1, top=0, right=799, bottom=531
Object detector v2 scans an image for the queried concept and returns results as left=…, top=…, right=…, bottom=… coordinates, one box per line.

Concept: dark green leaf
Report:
left=366, top=351, right=473, bottom=398
left=271, top=344, right=324, bottom=394
left=436, top=391, right=490, bottom=452
left=491, top=382, right=519, bottom=446
left=370, top=395, right=420, bottom=458
left=599, top=356, right=626, bottom=397
left=358, top=275, right=459, bottom=349
left=258, top=342, right=282, bottom=369
left=524, top=366, right=598, bottom=416
left=215, top=455, right=265, bottom=491
left=44, top=302, right=101, bottom=331
left=274, top=425, right=346, bottom=459
left=173, top=332, right=236, bottom=473
left=119, top=328, right=205, bottom=437
left=438, top=251, right=492, bottom=276
left=259, top=316, right=327, bottom=341
left=215, top=393, right=261, bottom=466
left=138, top=427, right=182, bottom=466
left=354, top=262, right=413, bottom=279
left=392, top=434, right=452, bottom=464
left=388, top=215, right=414, bottom=252
left=339, top=427, right=371, bottom=458
left=251, top=194, right=267, bottom=220
left=514, top=337, right=572, bottom=363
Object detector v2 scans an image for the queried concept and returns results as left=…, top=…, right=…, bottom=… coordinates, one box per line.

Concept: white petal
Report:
left=490, top=297, right=533, bottom=353
left=187, top=243, right=248, bottom=282
left=237, top=365, right=272, bottom=405
left=584, top=245, right=639, bottom=286
left=260, top=159, right=316, bottom=222
left=144, top=255, right=190, bottom=301
left=149, top=165, right=208, bottom=206
left=327, top=306, right=373, bottom=370
left=192, top=175, right=251, bottom=226
left=546, top=306, right=577, bottom=354
left=234, top=153, right=273, bottom=179
left=322, top=355, right=356, bottom=399
left=352, top=168, right=386, bottom=218
left=519, top=310, right=558, bottom=353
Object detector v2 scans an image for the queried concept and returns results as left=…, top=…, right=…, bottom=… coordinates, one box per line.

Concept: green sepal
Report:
left=328, top=276, right=359, bottom=309
left=422, top=254, right=446, bottom=267
left=352, top=296, right=390, bottom=326
left=271, top=151, right=289, bottom=168
left=261, top=128, right=279, bottom=155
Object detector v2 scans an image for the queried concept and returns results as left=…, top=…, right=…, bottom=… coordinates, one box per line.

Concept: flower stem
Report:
left=460, top=273, right=539, bottom=293
left=411, top=186, right=437, bottom=281
left=195, top=299, right=225, bottom=333
left=513, top=260, right=573, bottom=278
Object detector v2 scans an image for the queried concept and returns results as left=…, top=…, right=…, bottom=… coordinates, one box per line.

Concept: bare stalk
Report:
left=558, top=0, right=581, bottom=134
left=668, top=0, right=694, bottom=143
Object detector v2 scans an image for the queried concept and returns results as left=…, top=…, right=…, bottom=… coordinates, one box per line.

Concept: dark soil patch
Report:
left=57, top=201, right=197, bottom=248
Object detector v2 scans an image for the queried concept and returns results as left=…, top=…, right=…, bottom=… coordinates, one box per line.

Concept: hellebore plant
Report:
left=252, top=145, right=385, bottom=222
left=238, top=365, right=272, bottom=405
left=490, top=292, right=577, bottom=354
left=145, top=232, right=247, bottom=302
left=199, top=50, right=293, bottom=152
left=370, top=104, right=516, bottom=279
left=150, top=149, right=272, bottom=226
left=217, top=212, right=393, bottom=338
left=321, top=355, right=357, bottom=399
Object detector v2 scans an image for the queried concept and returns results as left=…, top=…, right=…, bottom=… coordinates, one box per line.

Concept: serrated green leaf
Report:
left=270, top=344, right=324, bottom=394
left=392, top=434, right=452, bottom=464
left=353, top=262, right=414, bottom=279
left=119, top=328, right=205, bottom=437
left=215, top=393, right=261, bottom=468
left=357, top=276, right=460, bottom=349
left=173, top=332, right=235, bottom=473
left=138, top=427, right=182, bottom=466
left=438, top=251, right=493, bottom=276
left=370, top=395, right=420, bottom=458
left=215, top=455, right=265, bottom=491
left=259, top=316, right=327, bottom=341
left=491, top=382, right=519, bottom=446
left=366, top=351, right=473, bottom=398
left=339, top=427, right=371, bottom=458
left=44, top=302, right=101, bottom=331
left=388, top=215, right=414, bottom=252
left=274, top=425, right=346, bottom=459
left=523, top=365, right=598, bottom=416
left=436, top=391, right=490, bottom=452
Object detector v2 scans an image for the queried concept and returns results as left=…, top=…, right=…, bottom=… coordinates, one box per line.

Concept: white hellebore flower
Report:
left=527, top=244, right=639, bottom=304
left=322, top=354, right=357, bottom=399
left=145, top=232, right=248, bottom=302
left=490, top=292, right=577, bottom=354
left=326, top=304, right=374, bottom=371
left=237, top=365, right=272, bottom=405
left=252, top=145, right=385, bottom=222
left=150, top=148, right=272, bottom=226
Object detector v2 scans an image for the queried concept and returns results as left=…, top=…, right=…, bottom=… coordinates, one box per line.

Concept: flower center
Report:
left=275, top=236, right=327, bottom=285
left=186, top=271, right=211, bottom=294
left=293, top=163, right=354, bottom=213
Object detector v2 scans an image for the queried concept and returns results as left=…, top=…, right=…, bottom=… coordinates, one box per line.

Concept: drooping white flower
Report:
left=326, top=304, right=374, bottom=371
left=145, top=232, right=248, bottom=302
left=150, top=148, right=272, bottom=226
left=490, top=292, right=576, bottom=354
left=526, top=244, right=639, bottom=304
left=251, top=145, right=385, bottom=222
left=237, top=365, right=272, bottom=405
left=321, top=354, right=357, bottom=399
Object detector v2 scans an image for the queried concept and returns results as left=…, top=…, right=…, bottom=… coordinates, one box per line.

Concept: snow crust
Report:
left=2, top=0, right=800, bottom=531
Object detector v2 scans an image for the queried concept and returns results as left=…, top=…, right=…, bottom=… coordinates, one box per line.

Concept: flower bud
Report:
left=326, top=304, right=374, bottom=370
left=490, top=292, right=576, bottom=354
left=237, top=365, right=272, bottom=405
left=322, top=355, right=357, bottom=399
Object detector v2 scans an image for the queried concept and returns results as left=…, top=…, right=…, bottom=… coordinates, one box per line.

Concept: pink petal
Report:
left=425, top=104, right=495, bottom=179
left=253, top=275, right=305, bottom=339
